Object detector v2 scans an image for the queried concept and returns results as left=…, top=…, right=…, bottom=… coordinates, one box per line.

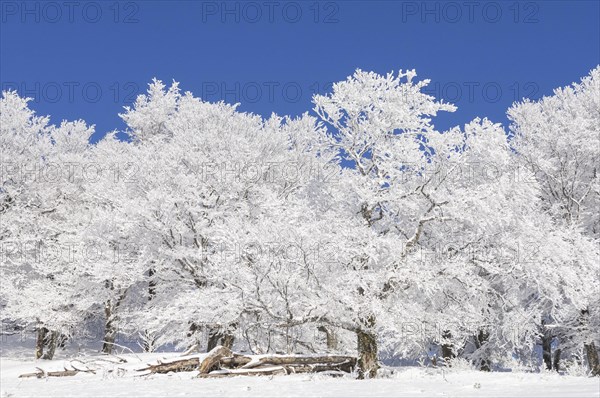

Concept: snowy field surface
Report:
left=1, top=353, right=599, bottom=398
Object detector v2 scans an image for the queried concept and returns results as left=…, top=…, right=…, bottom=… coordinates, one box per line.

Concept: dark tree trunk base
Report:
left=35, top=327, right=47, bottom=360
left=207, top=325, right=235, bottom=351
left=541, top=333, right=553, bottom=370
left=441, top=331, right=455, bottom=365
left=585, top=342, right=600, bottom=376
left=475, top=330, right=491, bottom=372
left=553, top=348, right=562, bottom=372
left=357, top=328, right=379, bottom=379
left=41, top=331, right=59, bottom=360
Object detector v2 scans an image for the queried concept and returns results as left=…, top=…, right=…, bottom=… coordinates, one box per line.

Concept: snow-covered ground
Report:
left=1, top=352, right=598, bottom=398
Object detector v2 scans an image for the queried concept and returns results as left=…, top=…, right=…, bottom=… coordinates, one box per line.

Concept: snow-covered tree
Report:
left=311, top=69, right=463, bottom=377
left=1, top=92, right=97, bottom=358
left=508, top=66, right=600, bottom=374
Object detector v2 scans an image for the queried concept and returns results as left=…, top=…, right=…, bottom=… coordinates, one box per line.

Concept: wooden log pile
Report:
left=18, top=346, right=358, bottom=379
left=140, top=346, right=357, bottom=378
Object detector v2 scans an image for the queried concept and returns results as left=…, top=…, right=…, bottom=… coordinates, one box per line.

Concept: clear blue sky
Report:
left=1, top=1, right=599, bottom=142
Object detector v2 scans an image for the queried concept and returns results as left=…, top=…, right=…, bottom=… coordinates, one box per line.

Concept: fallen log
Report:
left=137, top=346, right=237, bottom=375
left=197, top=353, right=357, bottom=377
left=284, top=360, right=356, bottom=374
left=199, top=345, right=233, bottom=374
left=135, top=349, right=358, bottom=378
left=19, top=366, right=95, bottom=379
left=198, top=366, right=288, bottom=378
left=219, top=353, right=252, bottom=368
left=241, top=354, right=357, bottom=369
left=138, top=357, right=200, bottom=374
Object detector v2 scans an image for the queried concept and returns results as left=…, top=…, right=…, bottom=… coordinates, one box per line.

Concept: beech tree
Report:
left=508, top=66, right=600, bottom=374
left=1, top=92, right=96, bottom=358
left=311, top=69, right=463, bottom=377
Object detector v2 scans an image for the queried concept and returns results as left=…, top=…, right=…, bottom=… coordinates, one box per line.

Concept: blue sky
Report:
left=1, top=1, right=599, bottom=142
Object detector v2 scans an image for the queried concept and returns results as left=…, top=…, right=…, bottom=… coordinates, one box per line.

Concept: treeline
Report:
left=1, top=67, right=599, bottom=377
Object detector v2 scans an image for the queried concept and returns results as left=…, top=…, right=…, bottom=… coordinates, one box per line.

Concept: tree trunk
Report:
left=221, top=332, right=234, bottom=349
left=102, top=301, right=117, bottom=354
left=553, top=348, right=562, bottom=372
left=207, top=328, right=222, bottom=352
left=356, top=317, right=378, bottom=379
left=541, top=332, right=553, bottom=370
left=141, top=330, right=157, bottom=353
left=207, top=325, right=235, bottom=351
left=441, top=330, right=455, bottom=364
left=475, top=330, right=491, bottom=372
left=141, top=267, right=157, bottom=352
left=318, top=326, right=338, bottom=350
left=35, top=327, right=47, bottom=359
left=41, top=331, right=59, bottom=360
left=57, top=334, right=68, bottom=349
left=101, top=286, right=128, bottom=355
left=584, top=342, right=600, bottom=376
left=148, top=267, right=156, bottom=301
